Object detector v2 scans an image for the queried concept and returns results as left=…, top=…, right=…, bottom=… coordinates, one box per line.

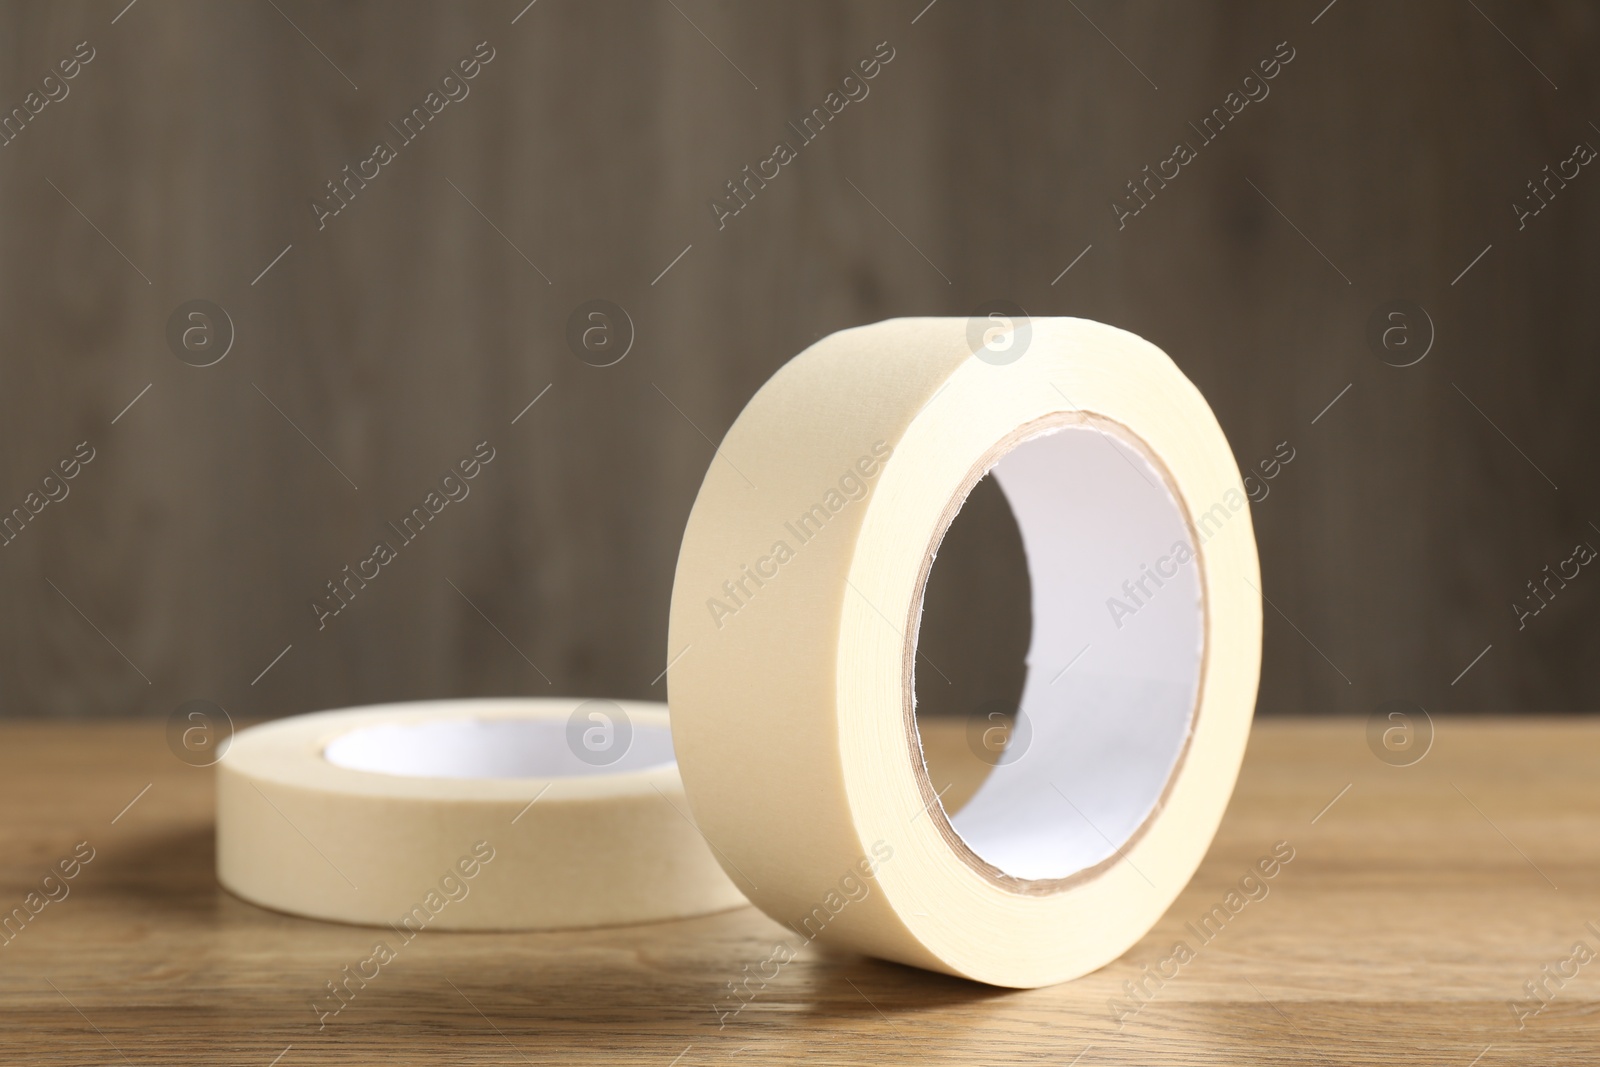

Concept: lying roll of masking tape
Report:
left=668, top=317, right=1261, bottom=987
left=217, top=697, right=747, bottom=929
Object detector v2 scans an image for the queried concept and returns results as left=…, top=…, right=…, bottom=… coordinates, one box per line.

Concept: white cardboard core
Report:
left=927, top=423, right=1205, bottom=882
left=323, top=717, right=677, bottom=779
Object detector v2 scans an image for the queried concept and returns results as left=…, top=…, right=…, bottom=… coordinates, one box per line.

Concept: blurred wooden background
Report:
left=0, top=0, right=1595, bottom=723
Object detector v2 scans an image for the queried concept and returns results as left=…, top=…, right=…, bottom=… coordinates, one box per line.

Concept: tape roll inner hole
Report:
left=323, top=715, right=677, bottom=778
left=915, top=420, right=1206, bottom=885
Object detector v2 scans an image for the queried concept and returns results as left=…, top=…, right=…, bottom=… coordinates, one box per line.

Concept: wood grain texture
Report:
left=0, top=0, right=1597, bottom=728
left=0, top=716, right=1596, bottom=1064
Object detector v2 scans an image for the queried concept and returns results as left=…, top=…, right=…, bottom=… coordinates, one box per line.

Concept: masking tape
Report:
left=668, top=317, right=1261, bottom=987
left=216, top=697, right=748, bottom=929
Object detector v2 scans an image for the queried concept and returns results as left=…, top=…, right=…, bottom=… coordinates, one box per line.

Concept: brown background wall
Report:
left=0, top=0, right=1594, bottom=722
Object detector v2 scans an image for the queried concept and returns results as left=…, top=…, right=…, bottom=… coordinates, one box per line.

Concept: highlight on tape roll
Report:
left=668, top=317, right=1261, bottom=987
left=216, top=697, right=747, bottom=930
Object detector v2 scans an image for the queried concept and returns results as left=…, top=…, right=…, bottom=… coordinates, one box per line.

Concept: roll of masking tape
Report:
left=217, top=697, right=747, bottom=929
left=668, top=317, right=1261, bottom=987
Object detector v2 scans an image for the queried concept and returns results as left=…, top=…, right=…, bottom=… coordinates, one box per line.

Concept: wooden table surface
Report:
left=1, top=716, right=1595, bottom=1065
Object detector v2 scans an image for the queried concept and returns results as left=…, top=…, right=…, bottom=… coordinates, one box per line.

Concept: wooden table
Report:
left=1, top=717, right=1595, bottom=1065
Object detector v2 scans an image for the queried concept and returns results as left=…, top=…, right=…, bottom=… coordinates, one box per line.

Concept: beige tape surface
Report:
left=668, top=317, right=1262, bottom=987
left=217, top=698, right=748, bottom=929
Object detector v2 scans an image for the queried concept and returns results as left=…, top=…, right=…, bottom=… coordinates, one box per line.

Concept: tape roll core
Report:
left=323, top=717, right=678, bottom=779
left=907, top=413, right=1206, bottom=892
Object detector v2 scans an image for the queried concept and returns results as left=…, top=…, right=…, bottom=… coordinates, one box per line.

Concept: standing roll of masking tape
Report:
left=217, top=697, right=747, bottom=929
left=667, top=317, right=1261, bottom=987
